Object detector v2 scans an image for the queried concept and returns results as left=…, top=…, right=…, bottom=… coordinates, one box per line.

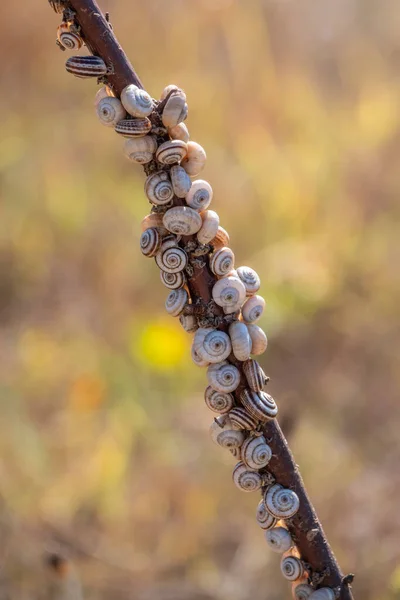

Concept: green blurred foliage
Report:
left=0, top=0, right=399, bottom=598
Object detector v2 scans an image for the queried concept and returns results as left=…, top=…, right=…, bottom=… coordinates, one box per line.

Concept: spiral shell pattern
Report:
left=243, top=359, right=269, bottom=392
left=121, top=84, right=153, bottom=118
left=141, top=212, right=168, bottom=233
left=124, top=136, right=157, bottom=164
left=179, top=313, right=198, bottom=333
left=264, top=484, right=300, bottom=519
left=156, top=140, right=187, bottom=165
left=281, top=556, right=304, bottom=581
left=308, top=589, right=335, bottom=600
left=96, top=96, right=126, bottom=127
left=165, top=288, right=188, bottom=317
left=145, top=171, right=174, bottom=205
left=229, top=407, right=259, bottom=431
left=237, top=266, right=261, bottom=296
left=163, top=206, right=202, bottom=236
left=140, top=227, right=161, bottom=258
left=161, top=270, right=185, bottom=290
left=66, top=55, right=107, bottom=78
left=242, top=295, right=265, bottom=324
left=292, top=583, right=314, bottom=600
left=265, top=527, right=293, bottom=553
left=115, top=117, right=152, bottom=137
left=256, top=500, right=278, bottom=530
left=186, top=180, right=213, bottom=212
left=58, top=27, right=83, bottom=51
left=210, top=247, right=235, bottom=277
left=212, top=276, right=246, bottom=311
left=201, top=329, right=232, bottom=363
left=204, top=386, right=234, bottom=414
left=232, top=461, right=262, bottom=493
left=207, top=362, right=241, bottom=393
left=241, top=435, right=272, bottom=469
left=191, top=345, right=210, bottom=367
left=210, top=420, right=244, bottom=449
left=155, top=243, right=188, bottom=274
left=240, top=390, right=278, bottom=422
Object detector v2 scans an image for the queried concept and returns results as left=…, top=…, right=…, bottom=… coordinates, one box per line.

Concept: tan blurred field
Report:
left=0, top=0, right=399, bottom=598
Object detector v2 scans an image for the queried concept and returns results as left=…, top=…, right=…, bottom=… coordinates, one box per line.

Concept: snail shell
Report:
left=264, top=484, right=300, bottom=519
left=94, top=86, right=114, bottom=106
left=242, top=295, right=266, bottom=324
left=140, top=227, right=161, bottom=257
left=162, top=91, right=188, bottom=127
left=212, top=276, right=246, bottom=311
left=155, top=241, right=188, bottom=273
left=197, top=210, right=220, bottom=245
left=182, top=141, right=207, bottom=177
left=232, top=461, right=262, bottom=493
left=265, top=527, right=293, bottom=554
left=65, top=55, right=107, bottom=78
left=240, top=390, right=278, bottom=422
left=256, top=500, right=278, bottom=530
left=156, top=140, right=188, bottom=166
left=199, top=329, right=232, bottom=363
left=230, top=447, right=241, bottom=459
left=170, top=165, right=192, bottom=198
left=204, top=386, right=234, bottom=414
left=163, top=206, right=202, bottom=236
left=57, top=24, right=83, bottom=51
left=247, top=324, right=268, bottom=355
left=124, top=135, right=157, bottom=164
left=210, top=247, right=234, bottom=277
left=229, top=321, right=252, bottom=361
left=241, top=435, right=272, bottom=469
left=121, top=84, right=153, bottom=118
left=237, top=266, right=261, bottom=296
left=207, top=362, right=241, bottom=393
left=191, top=345, right=210, bottom=367
left=141, top=212, right=168, bottom=234
left=49, top=0, right=67, bottom=13
left=168, top=122, right=190, bottom=143
left=192, top=327, right=214, bottom=358
left=165, top=288, right=188, bottom=317
left=161, top=270, right=186, bottom=290
left=115, top=117, right=152, bottom=137
left=281, top=556, right=304, bottom=582
left=292, top=583, right=314, bottom=600
left=229, top=407, right=259, bottom=431
left=144, top=171, right=174, bottom=205
left=210, top=420, right=244, bottom=450
left=96, top=96, right=126, bottom=127
left=308, top=589, right=335, bottom=600
left=210, top=226, right=230, bottom=249
left=185, top=180, right=213, bottom=212
left=160, top=84, right=180, bottom=101
left=179, top=313, right=198, bottom=333
left=243, top=359, right=269, bottom=392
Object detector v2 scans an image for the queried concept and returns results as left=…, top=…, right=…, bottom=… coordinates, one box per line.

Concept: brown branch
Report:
left=51, top=1, right=355, bottom=597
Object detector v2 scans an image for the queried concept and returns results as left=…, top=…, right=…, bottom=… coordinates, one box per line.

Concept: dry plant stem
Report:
left=64, top=1, right=354, bottom=597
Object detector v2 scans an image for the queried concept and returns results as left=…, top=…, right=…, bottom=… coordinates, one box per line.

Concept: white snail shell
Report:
left=141, top=213, right=168, bottom=234
left=65, top=55, right=107, bottom=78
left=207, top=362, right=241, bottom=393
left=256, top=499, right=278, bottom=530
left=210, top=226, right=230, bottom=249
left=232, top=461, right=262, bottom=493
left=281, top=556, right=305, bottom=582
left=115, top=117, right=152, bottom=137
left=160, top=84, right=180, bottom=101
left=241, top=435, right=272, bottom=469
left=144, top=171, right=174, bottom=205
left=140, top=227, right=162, bottom=257
left=292, top=583, right=314, bottom=600
left=163, top=206, right=202, bottom=236
left=210, top=247, right=234, bottom=277
left=121, top=84, right=153, bottom=118
left=96, top=96, right=126, bottom=127
left=242, top=359, right=269, bottom=392
left=193, top=327, right=214, bottom=357
left=179, top=313, right=198, bottom=333
left=168, top=122, right=190, bottom=143
left=210, top=418, right=244, bottom=449
left=212, top=276, right=246, bottom=312
left=230, top=446, right=241, bottom=459
left=94, top=85, right=114, bottom=106
left=241, top=295, right=266, bottom=324
left=162, top=91, right=188, bottom=127
left=124, top=135, right=157, bottom=164
left=200, top=329, right=232, bottom=363
left=247, top=324, right=268, bottom=355
left=161, top=270, right=186, bottom=290
left=155, top=240, right=188, bottom=273
left=185, top=180, right=213, bottom=212
left=240, top=390, right=278, bottom=421
left=170, top=165, right=192, bottom=198
left=165, top=288, right=188, bottom=317
left=197, top=210, right=220, bottom=245
left=237, top=266, right=261, bottom=297
left=265, top=527, right=293, bottom=554
left=191, top=345, right=210, bottom=367
left=229, top=407, right=259, bottom=431
left=182, top=141, right=207, bottom=177
left=57, top=23, right=83, bottom=51
left=204, top=386, right=234, bottom=414
left=265, top=484, right=300, bottom=519
left=156, top=140, right=188, bottom=166
left=308, top=589, right=335, bottom=600
left=229, top=321, right=252, bottom=361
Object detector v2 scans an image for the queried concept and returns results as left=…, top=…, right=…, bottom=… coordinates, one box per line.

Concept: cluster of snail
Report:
left=49, top=6, right=338, bottom=600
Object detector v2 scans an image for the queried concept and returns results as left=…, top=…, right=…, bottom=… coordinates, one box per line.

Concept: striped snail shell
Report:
left=240, top=389, right=278, bottom=422
left=281, top=556, right=304, bottom=582
left=49, top=0, right=67, bottom=13
left=96, top=96, right=126, bottom=127
left=94, top=86, right=114, bottom=106
left=264, top=484, right=300, bottom=519
left=155, top=241, right=188, bottom=273
left=121, top=84, right=153, bottom=118
left=191, top=345, right=210, bottom=367
left=292, top=583, right=314, bottom=600
left=232, top=461, right=262, bottom=493
left=210, top=418, right=244, bottom=449
left=170, top=165, right=192, bottom=198
left=237, top=266, right=261, bottom=297
left=241, top=295, right=266, bottom=324
left=308, top=589, right=335, bottom=600
left=156, top=140, right=188, bottom=166
left=201, top=329, right=232, bottom=363
left=210, top=247, right=234, bottom=277
left=207, top=361, right=241, bottom=393
left=247, top=323, right=268, bottom=355
left=65, top=55, right=107, bottom=78
left=265, top=527, right=293, bottom=554
left=229, top=321, right=252, bottom=361
left=230, top=446, right=241, bottom=459
left=115, top=117, right=152, bottom=137
left=256, top=500, right=278, bottom=530
left=241, top=435, right=272, bottom=469
left=144, top=171, right=174, bottom=206
left=141, top=212, right=168, bottom=234
left=182, top=141, right=207, bottom=177
left=212, top=276, right=246, bottom=312
left=160, top=84, right=180, bottom=101
left=185, top=180, right=213, bottom=212
left=57, top=24, right=83, bottom=51
left=193, top=327, right=214, bottom=358
left=124, top=136, right=157, bottom=164
left=140, top=227, right=161, bottom=258
left=210, top=226, right=230, bottom=249
left=165, top=288, right=188, bottom=317
left=163, top=206, right=202, bottom=236
left=243, top=359, right=269, bottom=392
left=179, top=313, right=198, bottom=333
left=162, top=91, right=188, bottom=128
left=197, top=210, right=220, bottom=245
left=229, top=407, right=259, bottom=431
left=161, top=270, right=186, bottom=290
left=168, top=122, right=190, bottom=143
left=204, top=386, right=234, bottom=414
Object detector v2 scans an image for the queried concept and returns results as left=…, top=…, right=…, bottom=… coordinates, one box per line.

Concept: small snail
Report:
left=115, top=117, right=152, bottom=137
left=57, top=23, right=83, bottom=51
left=240, top=389, right=278, bottom=422
left=237, top=266, right=261, bottom=296
left=96, top=96, right=126, bottom=127
left=170, top=165, right=192, bottom=198
left=192, top=327, right=214, bottom=358
left=155, top=240, right=188, bottom=273
left=242, top=359, right=269, bottom=392
left=163, top=206, right=202, bottom=236
left=247, top=323, right=268, bottom=355
left=232, top=461, right=262, bottom=493
left=212, top=276, right=246, bottom=312
left=168, top=122, right=190, bottom=143
left=210, top=226, right=230, bottom=249
left=65, top=55, right=107, bottom=78
left=241, top=295, right=265, bottom=324
left=229, top=321, right=252, bottom=361
left=229, top=407, right=259, bottom=431
left=241, top=434, right=272, bottom=469
left=144, top=171, right=174, bottom=205
left=197, top=210, right=220, bottom=245
left=179, top=313, right=198, bottom=333
left=292, top=583, right=314, bottom=600
left=141, top=212, right=168, bottom=234
left=181, top=141, right=206, bottom=177
left=264, top=484, right=300, bottom=519
left=256, top=499, right=278, bottom=530
left=207, top=361, right=241, bottom=393
left=281, top=556, right=304, bottom=582
left=200, top=329, right=232, bottom=364
left=165, top=288, right=188, bottom=317
left=160, top=84, right=180, bottom=101
left=192, top=346, right=210, bottom=367
left=265, top=527, right=293, bottom=554
left=124, top=136, right=157, bottom=164
left=121, top=84, right=153, bottom=118
left=156, top=140, right=187, bottom=166
left=140, top=227, right=162, bottom=258
left=161, top=270, right=186, bottom=290
left=162, top=90, right=188, bottom=127
left=210, top=418, right=244, bottom=449
left=204, top=386, right=234, bottom=414
left=185, top=180, right=213, bottom=212
left=210, top=247, right=234, bottom=277
left=94, top=85, right=114, bottom=106
left=308, top=589, right=335, bottom=600
left=230, top=447, right=241, bottom=460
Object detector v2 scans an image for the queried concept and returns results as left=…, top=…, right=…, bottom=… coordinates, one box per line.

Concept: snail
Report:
left=197, top=210, right=220, bottom=245
left=229, top=407, right=259, bottom=431
left=124, top=136, right=157, bottom=164
left=210, top=418, right=244, bottom=449
left=144, top=171, right=174, bottom=205
left=96, top=96, right=126, bottom=127
left=65, top=55, right=108, bottom=78
left=265, top=527, right=293, bottom=553
left=210, top=247, right=234, bottom=277
left=165, top=288, right=188, bottom=317
left=156, top=140, right=187, bottom=166
left=192, top=327, right=214, bottom=358
left=170, top=165, right=192, bottom=198
left=212, top=276, right=246, bottom=312
left=204, top=386, right=234, bottom=414
left=193, top=328, right=232, bottom=364
left=210, top=226, right=230, bottom=249
left=160, top=84, right=180, bottom=101
left=161, top=270, right=186, bottom=290
left=168, top=122, right=190, bottom=143
left=120, top=84, right=153, bottom=118
left=240, top=389, right=278, bottom=422
left=281, top=556, right=305, bottom=581
left=229, top=321, right=252, bottom=361
left=181, top=141, right=206, bottom=177
left=256, top=499, right=278, bottom=530
left=115, top=117, right=152, bottom=137
left=308, top=589, right=335, bottom=600
left=179, top=313, right=198, bottom=333
left=241, top=295, right=266, bottom=324
left=140, top=227, right=162, bottom=258
left=232, top=461, right=262, bottom=493
left=94, top=85, right=114, bottom=106
left=292, top=583, right=314, bottom=600
left=207, top=361, right=241, bottom=393
left=163, top=206, right=202, bottom=236
left=242, top=359, right=269, bottom=392
left=264, top=484, right=300, bottom=519
left=162, top=90, right=188, bottom=127
left=191, top=345, right=210, bottom=367
left=57, top=23, right=83, bottom=51
left=241, top=434, right=272, bottom=469
left=141, top=212, right=168, bottom=234
left=185, top=180, right=213, bottom=212
left=237, top=266, right=261, bottom=296
left=247, top=323, right=268, bottom=355
left=49, top=0, right=67, bottom=13
left=230, top=447, right=241, bottom=459
left=155, top=240, right=188, bottom=273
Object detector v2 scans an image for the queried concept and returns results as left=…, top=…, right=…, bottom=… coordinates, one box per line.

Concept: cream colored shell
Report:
left=165, top=288, right=188, bottom=317
left=162, top=91, right=188, bottom=128
left=163, top=206, right=202, bottom=236
left=264, top=484, right=300, bottom=519
left=232, top=461, right=262, bottom=492
left=96, top=96, right=126, bottom=127
left=210, top=226, right=230, bottom=249
left=185, top=180, right=213, bottom=212
left=241, top=294, right=266, bottom=324
left=212, top=276, right=246, bottom=311
left=265, top=527, right=293, bottom=554
left=197, top=210, right=220, bottom=245
left=94, top=85, right=114, bottom=106
left=237, top=266, right=261, bottom=296
left=170, top=165, right=192, bottom=198
left=241, top=434, right=272, bottom=469
left=182, top=141, right=207, bottom=177
left=210, top=247, right=234, bottom=277
left=229, top=321, right=252, bottom=361
left=156, top=140, right=187, bottom=166
left=210, top=418, right=244, bottom=449
left=141, top=213, right=168, bottom=234
left=160, top=84, right=180, bottom=101
left=240, top=389, right=278, bottom=422
left=155, top=240, right=188, bottom=273
left=207, top=361, right=241, bottom=393
left=191, top=345, right=210, bottom=367
left=161, top=270, right=186, bottom=290
left=124, top=135, right=157, bottom=164
left=229, top=407, right=259, bottom=431
left=121, top=84, right=153, bottom=118
left=247, top=323, right=268, bottom=355
left=144, top=171, right=174, bottom=205
left=168, top=122, right=190, bottom=143
left=204, top=386, right=234, bottom=414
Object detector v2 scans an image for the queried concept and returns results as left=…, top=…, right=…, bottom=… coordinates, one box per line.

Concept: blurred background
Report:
left=0, top=0, right=399, bottom=598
